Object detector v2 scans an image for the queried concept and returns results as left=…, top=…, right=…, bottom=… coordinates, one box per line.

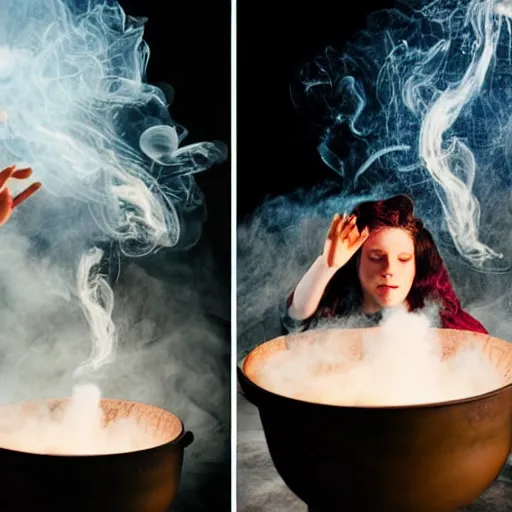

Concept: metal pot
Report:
left=0, top=398, right=193, bottom=511
left=238, top=327, right=512, bottom=512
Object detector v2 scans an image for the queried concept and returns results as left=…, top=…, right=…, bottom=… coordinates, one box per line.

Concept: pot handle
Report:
left=180, top=430, right=194, bottom=448
left=238, top=387, right=257, bottom=406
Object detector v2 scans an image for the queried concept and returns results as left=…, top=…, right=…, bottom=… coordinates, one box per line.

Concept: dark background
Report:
left=119, top=0, right=231, bottom=287
left=115, top=1, right=231, bottom=510
left=236, top=0, right=396, bottom=221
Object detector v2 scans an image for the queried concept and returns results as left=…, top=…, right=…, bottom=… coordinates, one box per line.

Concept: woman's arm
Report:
left=283, top=213, right=369, bottom=325
left=287, top=255, right=339, bottom=320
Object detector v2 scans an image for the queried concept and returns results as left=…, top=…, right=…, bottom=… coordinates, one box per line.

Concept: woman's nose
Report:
left=381, top=260, right=395, bottom=277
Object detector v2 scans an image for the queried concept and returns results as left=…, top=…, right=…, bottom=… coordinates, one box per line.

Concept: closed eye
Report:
left=368, top=255, right=412, bottom=263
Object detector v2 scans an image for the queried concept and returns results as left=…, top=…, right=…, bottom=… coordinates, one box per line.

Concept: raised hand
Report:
left=323, top=213, right=369, bottom=268
left=0, top=165, right=42, bottom=226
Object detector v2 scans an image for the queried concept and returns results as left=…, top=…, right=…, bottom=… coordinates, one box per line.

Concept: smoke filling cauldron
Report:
left=0, top=397, right=193, bottom=511
left=238, top=328, right=512, bottom=512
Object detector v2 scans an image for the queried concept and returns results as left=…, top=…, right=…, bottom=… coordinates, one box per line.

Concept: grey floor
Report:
left=237, top=392, right=512, bottom=511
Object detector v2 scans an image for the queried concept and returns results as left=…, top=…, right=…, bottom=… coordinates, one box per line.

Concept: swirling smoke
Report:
left=0, top=0, right=228, bottom=509
left=238, top=0, right=512, bottom=353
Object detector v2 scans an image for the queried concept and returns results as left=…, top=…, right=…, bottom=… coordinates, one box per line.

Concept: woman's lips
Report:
left=377, top=284, right=399, bottom=295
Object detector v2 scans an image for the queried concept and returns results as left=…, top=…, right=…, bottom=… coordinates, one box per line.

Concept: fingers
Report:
left=12, top=167, right=33, bottom=180
left=351, top=226, right=370, bottom=249
left=326, top=214, right=342, bottom=267
left=0, top=166, right=34, bottom=192
left=0, top=166, right=16, bottom=191
left=336, top=215, right=346, bottom=237
left=12, top=182, right=42, bottom=208
left=325, top=212, right=369, bottom=266
left=344, top=224, right=359, bottom=246
left=339, top=215, right=370, bottom=248
left=340, top=215, right=357, bottom=239
left=327, top=213, right=342, bottom=240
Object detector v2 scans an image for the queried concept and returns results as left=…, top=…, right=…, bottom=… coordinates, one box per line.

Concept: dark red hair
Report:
left=314, top=195, right=487, bottom=334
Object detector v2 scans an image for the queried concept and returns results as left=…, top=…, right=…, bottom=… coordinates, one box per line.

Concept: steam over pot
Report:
left=0, top=398, right=193, bottom=511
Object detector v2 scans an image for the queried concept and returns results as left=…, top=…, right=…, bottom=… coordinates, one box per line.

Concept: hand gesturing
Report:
left=0, top=165, right=42, bottom=227
left=323, top=213, right=369, bottom=268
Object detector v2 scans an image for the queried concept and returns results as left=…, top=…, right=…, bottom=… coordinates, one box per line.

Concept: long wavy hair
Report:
left=312, top=195, right=487, bottom=334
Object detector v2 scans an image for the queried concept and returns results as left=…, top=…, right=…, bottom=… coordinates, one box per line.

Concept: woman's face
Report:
left=357, top=227, right=416, bottom=313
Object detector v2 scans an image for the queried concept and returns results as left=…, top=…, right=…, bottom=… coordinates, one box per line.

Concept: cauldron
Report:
left=0, top=397, right=193, bottom=511
left=238, top=327, right=512, bottom=512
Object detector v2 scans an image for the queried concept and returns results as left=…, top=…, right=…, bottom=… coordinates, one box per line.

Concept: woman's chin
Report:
left=377, top=296, right=408, bottom=309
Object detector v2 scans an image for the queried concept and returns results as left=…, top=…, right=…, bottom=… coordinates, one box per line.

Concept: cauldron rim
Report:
left=238, top=365, right=512, bottom=410
left=0, top=396, right=191, bottom=458
left=239, top=326, right=512, bottom=411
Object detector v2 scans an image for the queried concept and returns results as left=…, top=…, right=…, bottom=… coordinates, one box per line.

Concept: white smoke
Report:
left=252, top=308, right=503, bottom=406
left=0, top=0, right=229, bottom=510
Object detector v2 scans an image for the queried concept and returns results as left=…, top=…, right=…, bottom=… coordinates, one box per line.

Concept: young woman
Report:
left=282, top=194, right=488, bottom=334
